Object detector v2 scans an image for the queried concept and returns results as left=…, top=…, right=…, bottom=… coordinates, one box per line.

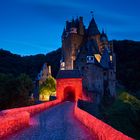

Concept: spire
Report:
left=102, top=28, right=105, bottom=34
left=62, top=28, right=66, bottom=40
left=75, top=16, right=79, bottom=28
left=90, top=11, right=94, bottom=18
left=78, top=16, right=85, bottom=35
left=62, top=28, right=66, bottom=36
left=71, top=18, right=75, bottom=27
left=88, top=17, right=100, bottom=36
left=100, top=29, right=108, bottom=42
left=66, top=20, right=71, bottom=32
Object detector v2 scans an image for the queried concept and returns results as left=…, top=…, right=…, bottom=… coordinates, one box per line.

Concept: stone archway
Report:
left=56, top=70, right=83, bottom=102
left=63, top=86, right=75, bottom=101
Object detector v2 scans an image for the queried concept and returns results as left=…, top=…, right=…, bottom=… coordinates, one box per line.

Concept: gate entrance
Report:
left=56, top=70, right=83, bottom=102
left=64, top=86, right=75, bottom=101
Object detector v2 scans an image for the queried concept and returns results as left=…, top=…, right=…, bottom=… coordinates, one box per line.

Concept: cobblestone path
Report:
left=5, top=102, right=95, bottom=140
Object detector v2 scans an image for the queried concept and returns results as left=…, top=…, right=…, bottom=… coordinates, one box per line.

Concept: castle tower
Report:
left=61, top=17, right=84, bottom=70
left=60, top=16, right=116, bottom=102
left=99, top=30, right=109, bottom=54
left=78, top=16, right=85, bottom=35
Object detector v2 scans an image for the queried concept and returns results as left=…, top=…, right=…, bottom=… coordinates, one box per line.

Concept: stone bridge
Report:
left=0, top=100, right=133, bottom=140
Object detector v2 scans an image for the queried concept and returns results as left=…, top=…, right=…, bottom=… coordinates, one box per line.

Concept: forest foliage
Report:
left=101, top=88, right=140, bottom=139
left=0, top=73, right=33, bottom=110
left=39, top=76, right=56, bottom=98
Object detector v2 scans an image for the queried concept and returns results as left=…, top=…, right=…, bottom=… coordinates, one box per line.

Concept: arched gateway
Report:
left=56, top=70, right=83, bottom=102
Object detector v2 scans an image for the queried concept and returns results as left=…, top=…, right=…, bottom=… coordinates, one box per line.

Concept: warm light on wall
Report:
left=94, top=54, right=101, bottom=62
left=39, top=94, right=50, bottom=101
left=110, top=55, right=112, bottom=61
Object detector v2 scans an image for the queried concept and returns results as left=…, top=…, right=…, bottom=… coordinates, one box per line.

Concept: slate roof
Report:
left=87, top=17, right=100, bottom=36
left=86, top=40, right=99, bottom=55
left=56, top=70, right=82, bottom=79
left=100, top=48, right=112, bottom=69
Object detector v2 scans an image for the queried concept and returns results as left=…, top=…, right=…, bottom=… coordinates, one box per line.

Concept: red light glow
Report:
left=74, top=104, right=134, bottom=140
left=56, top=78, right=85, bottom=101
left=0, top=111, right=30, bottom=138
left=0, top=99, right=61, bottom=138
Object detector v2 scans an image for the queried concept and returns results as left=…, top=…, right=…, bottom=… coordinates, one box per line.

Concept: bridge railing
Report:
left=74, top=103, right=134, bottom=140
left=0, top=99, right=61, bottom=138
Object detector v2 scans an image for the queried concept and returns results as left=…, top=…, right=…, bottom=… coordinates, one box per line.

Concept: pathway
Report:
left=5, top=102, right=95, bottom=140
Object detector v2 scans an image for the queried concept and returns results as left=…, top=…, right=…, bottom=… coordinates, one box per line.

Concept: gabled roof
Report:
left=86, top=40, right=99, bottom=55
left=88, top=17, right=100, bottom=36
left=56, top=70, right=82, bottom=79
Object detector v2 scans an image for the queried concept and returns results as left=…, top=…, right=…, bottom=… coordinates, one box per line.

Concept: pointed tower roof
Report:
left=100, top=48, right=111, bottom=69
left=62, top=28, right=66, bottom=40
left=88, top=17, right=100, bottom=36
left=66, top=20, right=71, bottom=31
left=100, top=29, right=108, bottom=42
left=75, top=16, right=79, bottom=28
left=71, top=18, right=75, bottom=27
left=62, top=28, right=66, bottom=36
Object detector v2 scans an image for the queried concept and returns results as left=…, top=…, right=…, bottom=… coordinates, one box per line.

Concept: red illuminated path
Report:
left=6, top=102, right=95, bottom=140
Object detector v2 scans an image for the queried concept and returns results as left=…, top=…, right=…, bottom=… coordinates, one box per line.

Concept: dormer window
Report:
left=86, top=56, right=94, bottom=63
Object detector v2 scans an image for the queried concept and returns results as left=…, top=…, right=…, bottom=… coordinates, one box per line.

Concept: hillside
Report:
left=113, top=40, right=140, bottom=92
left=102, top=88, right=140, bottom=139
left=0, top=48, right=61, bottom=79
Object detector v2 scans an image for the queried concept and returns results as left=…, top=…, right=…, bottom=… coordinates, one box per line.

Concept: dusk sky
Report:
left=0, top=0, right=139, bottom=55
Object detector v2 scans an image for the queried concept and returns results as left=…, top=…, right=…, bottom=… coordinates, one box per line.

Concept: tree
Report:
left=0, top=73, right=33, bottom=110
left=39, top=76, right=56, bottom=101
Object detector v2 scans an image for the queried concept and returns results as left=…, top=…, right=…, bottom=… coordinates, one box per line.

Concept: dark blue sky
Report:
left=0, top=0, right=139, bottom=55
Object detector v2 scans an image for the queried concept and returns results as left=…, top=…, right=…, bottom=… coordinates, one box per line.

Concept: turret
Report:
left=100, top=48, right=111, bottom=69
left=66, top=20, right=71, bottom=32
left=87, top=17, right=100, bottom=36
left=62, top=28, right=66, bottom=41
left=78, top=16, right=85, bottom=35
left=98, top=29, right=110, bottom=54
left=100, top=30, right=108, bottom=42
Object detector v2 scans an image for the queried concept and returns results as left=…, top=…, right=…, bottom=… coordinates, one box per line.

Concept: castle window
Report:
left=70, top=28, right=77, bottom=34
left=86, top=56, right=94, bottom=63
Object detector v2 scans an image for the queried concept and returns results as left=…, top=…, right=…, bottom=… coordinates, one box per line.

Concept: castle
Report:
left=60, top=16, right=116, bottom=103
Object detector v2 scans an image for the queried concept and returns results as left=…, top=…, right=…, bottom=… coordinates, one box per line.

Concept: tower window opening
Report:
left=86, top=56, right=94, bottom=63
